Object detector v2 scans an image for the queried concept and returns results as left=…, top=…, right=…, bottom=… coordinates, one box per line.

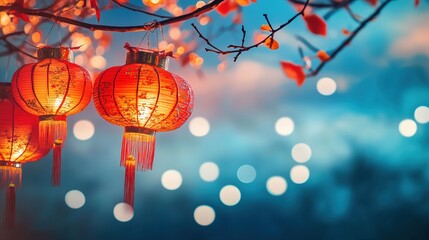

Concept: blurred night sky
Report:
left=2, top=0, right=429, bottom=239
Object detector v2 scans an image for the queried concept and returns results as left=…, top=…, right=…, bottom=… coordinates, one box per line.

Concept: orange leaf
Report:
left=365, top=0, right=378, bottom=6
left=317, top=50, right=330, bottom=62
left=216, top=0, right=238, bottom=16
left=303, top=14, right=327, bottom=36
left=341, top=28, right=350, bottom=35
left=235, top=0, right=250, bottom=6
left=10, top=11, right=29, bottom=22
left=264, top=38, right=279, bottom=50
left=280, top=61, right=306, bottom=86
left=260, top=24, right=271, bottom=31
left=233, top=12, right=242, bottom=24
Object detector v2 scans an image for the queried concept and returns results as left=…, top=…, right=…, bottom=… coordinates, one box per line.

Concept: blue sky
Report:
left=2, top=1, right=429, bottom=239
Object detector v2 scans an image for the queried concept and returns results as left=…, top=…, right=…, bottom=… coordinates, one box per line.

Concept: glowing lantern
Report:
left=0, top=82, right=50, bottom=230
left=93, top=46, right=193, bottom=206
left=10, top=47, right=92, bottom=185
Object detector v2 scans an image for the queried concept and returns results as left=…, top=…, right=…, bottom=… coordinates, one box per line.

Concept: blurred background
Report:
left=1, top=1, right=429, bottom=239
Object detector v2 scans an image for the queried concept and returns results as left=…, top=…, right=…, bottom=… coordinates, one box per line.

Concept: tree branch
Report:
left=2, top=0, right=225, bottom=32
left=192, top=0, right=310, bottom=62
left=307, top=0, right=393, bottom=77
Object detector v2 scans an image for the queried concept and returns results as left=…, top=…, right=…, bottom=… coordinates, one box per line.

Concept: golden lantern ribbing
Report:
left=93, top=46, right=194, bottom=206
left=0, top=82, right=50, bottom=230
left=10, top=46, right=92, bottom=186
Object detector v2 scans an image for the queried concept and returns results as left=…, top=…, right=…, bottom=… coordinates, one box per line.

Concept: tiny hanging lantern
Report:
left=0, top=82, right=50, bottom=230
left=10, top=46, right=92, bottom=186
left=93, top=45, right=194, bottom=207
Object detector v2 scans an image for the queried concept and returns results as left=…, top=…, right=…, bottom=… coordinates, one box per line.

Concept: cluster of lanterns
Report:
left=0, top=45, right=194, bottom=229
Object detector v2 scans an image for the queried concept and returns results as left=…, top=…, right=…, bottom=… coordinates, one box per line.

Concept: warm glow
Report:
left=194, top=205, right=215, bottom=226
left=290, top=165, right=310, bottom=184
left=93, top=30, right=103, bottom=39
left=65, top=190, right=85, bottom=209
left=73, top=120, right=95, bottom=141
left=317, top=77, right=337, bottom=96
left=31, top=32, right=41, bottom=44
left=219, top=185, right=241, bottom=206
left=275, top=117, right=294, bottom=136
left=176, top=46, right=185, bottom=55
left=199, top=162, right=219, bottom=182
left=399, top=119, right=417, bottom=137
left=169, top=27, right=181, bottom=40
left=196, top=1, right=206, bottom=8
left=291, top=143, right=312, bottom=163
left=199, top=16, right=211, bottom=26
left=414, top=106, right=429, bottom=124
left=217, top=61, right=227, bottom=72
left=0, top=12, right=11, bottom=26
left=90, top=55, right=107, bottom=69
left=113, top=203, right=134, bottom=222
left=161, top=169, right=183, bottom=190
left=266, top=176, right=287, bottom=196
left=189, top=117, right=210, bottom=137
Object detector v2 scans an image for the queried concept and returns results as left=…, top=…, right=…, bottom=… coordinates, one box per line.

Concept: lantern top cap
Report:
left=37, top=46, right=74, bottom=62
left=124, top=43, right=171, bottom=70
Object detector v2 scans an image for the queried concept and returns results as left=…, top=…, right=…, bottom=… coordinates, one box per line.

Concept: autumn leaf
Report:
left=365, top=0, right=378, bottom=6
left=260, top=24, right=271, bottom=31
left=280, top=61, right=306, bottom=86
left=264, top=38, right=279, bottom=50
left=90, top=0, right=100, bottom=22
left=415, top=0, right=420, bottom=7
left=341, top=28, right=350, bottom=36
left=235, top=0, right=250, bottom=6
left=317, top=50, right=330, bottom=62
left=10, top=10, right=29, bottom=22
left=303, top=14, right=327, bottom=36
left=216, top=0, right=238, bottom=16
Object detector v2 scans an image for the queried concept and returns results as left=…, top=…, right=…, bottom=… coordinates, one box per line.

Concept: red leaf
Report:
left=365, top=0, right=378, bottom=6
left=280, top=61, right=306, bottom=86
left=217, top=0, right=238, bottom=16
left=415, top=0, right=420, bottom=7
left=90, top=0, right=100, bottom=22
left=10, top=10, right=30, bottom=22
left=303, top=14, right=327, bottom=36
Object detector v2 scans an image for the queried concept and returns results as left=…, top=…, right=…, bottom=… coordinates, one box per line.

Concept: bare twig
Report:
left=192, top=0, right=311, bottom=61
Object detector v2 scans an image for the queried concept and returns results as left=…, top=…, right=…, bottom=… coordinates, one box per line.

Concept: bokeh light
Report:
left=194, top=205, right=215, bottom=226
left=237, top=165, right=256, bottom=183
left=65, top=190, right=85, bottom=209
left=414, top=106, right=429, bottom=124
left=161, top=169, right=183, bottom=190
left=290, top=165, right=310, bottom=184
left=275, top=117, right=295, bottom=136
left=317, top=77, right=337, bottom=96
left=189, top=117, right=210, bottom=137
left=266, top=176, right=287, bottom=196
left=113, top=203, right=134, bottom=222
left=90, top=55, right=107, bottom=69
left=73, top=120, right=95, bottom=141
left=199, top=162, right=219, bottom=182
left=219, top=185, right=241, bottom=206
left=291, top=143, right=312, bottom=163
left=398, top=119, right=417, bottom=137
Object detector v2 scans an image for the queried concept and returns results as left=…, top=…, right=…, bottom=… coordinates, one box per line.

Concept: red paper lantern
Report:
left=11, top=47, right=92, bottom=185
left=93, top=46, right=193, bottom=206
left=0, top=82, right=50, bottom=230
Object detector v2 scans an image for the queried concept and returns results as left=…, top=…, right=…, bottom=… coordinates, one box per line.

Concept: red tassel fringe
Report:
left=52, top=140, right=62, bottom=186
left=124, top=157, right=136, bottom=208
left=39, top=118, right=67, bottom=149
left=0, top=166, right=22, bottom=189
left=121, top=132, right=156, bottom=171
left=4, top=184, right=16, bottom=230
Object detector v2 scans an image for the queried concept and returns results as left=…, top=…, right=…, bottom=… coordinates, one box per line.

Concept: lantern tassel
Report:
left=0, top=165, right=22, bottom=189
left=121, top=128, right=156, bottom=171
left=52, top=140, right=63, bottom=186
left=39, top=116, right=67, bottom=149
left=4, top=183, right=16, bottom=230
left=124, top=156, right=136, bottom=207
